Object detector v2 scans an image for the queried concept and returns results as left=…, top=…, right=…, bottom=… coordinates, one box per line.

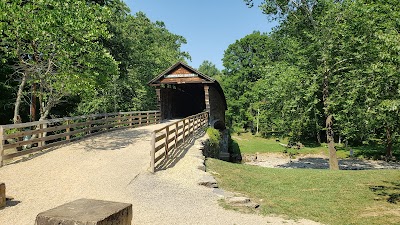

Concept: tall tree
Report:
left=198, top=60, right=221, bottom=77
left=0, top=0, right=118, bottom=122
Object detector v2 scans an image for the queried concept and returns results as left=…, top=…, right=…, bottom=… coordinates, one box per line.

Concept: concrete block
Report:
left=35, top=198, right=132, bottom=225
left=0, top=183, right=5, bottom=208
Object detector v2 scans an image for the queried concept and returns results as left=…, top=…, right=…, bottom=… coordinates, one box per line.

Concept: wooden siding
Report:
left=170, top=66, right=193, bottom=75
left=159, top=76, right=206, bottom=84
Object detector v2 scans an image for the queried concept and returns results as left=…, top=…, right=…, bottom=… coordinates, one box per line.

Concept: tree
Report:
left=198, top=60, right=221, bottom=77
left=222, top=32, right=276, bottom=130
left=0, top=0, right=118, bottom=122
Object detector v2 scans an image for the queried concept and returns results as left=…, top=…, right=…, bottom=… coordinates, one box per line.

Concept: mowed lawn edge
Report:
left=206, top=158, right=400, bottom=225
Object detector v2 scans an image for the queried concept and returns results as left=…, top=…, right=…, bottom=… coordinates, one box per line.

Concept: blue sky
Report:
left=125, top=0, right=277, bottom=70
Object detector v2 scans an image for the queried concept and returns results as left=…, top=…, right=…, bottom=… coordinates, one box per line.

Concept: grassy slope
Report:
left=207, top=159, right=400, bottom=225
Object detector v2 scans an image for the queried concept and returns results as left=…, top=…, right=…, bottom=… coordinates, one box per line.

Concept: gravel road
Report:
left=0, top=123, right=320, bottom=225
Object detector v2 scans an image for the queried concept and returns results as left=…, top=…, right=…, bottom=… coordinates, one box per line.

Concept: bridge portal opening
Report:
left=160, top=83, right=206, bottom=119
left=148, top=62, right=227, bottom=130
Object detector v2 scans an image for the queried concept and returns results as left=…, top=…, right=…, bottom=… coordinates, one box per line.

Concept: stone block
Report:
left=198, top=175, right=218, bottom=188
left=0, top=183, right=5, bottom=208
left=35, top=198, right=132, bottom=225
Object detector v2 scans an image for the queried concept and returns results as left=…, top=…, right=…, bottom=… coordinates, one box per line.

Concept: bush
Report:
left=204, top=128, right=221, bottom=158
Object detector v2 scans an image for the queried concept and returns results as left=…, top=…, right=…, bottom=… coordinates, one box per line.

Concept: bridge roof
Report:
left=148, top=61, right=227, bottom=110
left=148, top=61, right=215, bottom=85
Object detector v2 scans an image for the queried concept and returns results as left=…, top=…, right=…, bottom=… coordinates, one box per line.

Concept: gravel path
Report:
left=0, top=124, right=320, bottom=225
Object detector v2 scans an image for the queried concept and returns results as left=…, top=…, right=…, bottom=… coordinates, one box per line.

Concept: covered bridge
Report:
left=148, top=62, right=227, bottom=130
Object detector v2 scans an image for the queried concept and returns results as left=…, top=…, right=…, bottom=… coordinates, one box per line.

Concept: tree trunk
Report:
left=323, top=63, right=339, bottom=170
left=13, top=73, right=27, bottom=124
left=385, top=126, right=393, bottom=160
left=326, top=115, right=339, bottom=170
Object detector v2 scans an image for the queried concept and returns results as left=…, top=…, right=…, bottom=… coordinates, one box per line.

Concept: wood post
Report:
left=165, top=126, right=169, bottom=159
left=38, top=123, right=47, bottom=148
left=87, top=117, right=92, bottom=134
left=117, top=113, right=121, bottom=128
left=182, top=121, right=186, bottom=143
left=0, top=126, right=4, bottom=167
left=129, top=113, right=133, bottom=127
left=204, top=85, right=210, bottom=114
left=150, top=132, right=156, bottom=173
left=146, top=112, right=150, bottom=125
left=41, top=123, right=47, bottom=147
left=139, top=113, right=142, bottom=126
left=66, top=120, right=70, bottom=141
left=174, top=123, right=178, bottom=149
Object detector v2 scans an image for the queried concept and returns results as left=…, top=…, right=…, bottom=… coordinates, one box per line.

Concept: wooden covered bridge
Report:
left=148, top=62, right=227, bottom=130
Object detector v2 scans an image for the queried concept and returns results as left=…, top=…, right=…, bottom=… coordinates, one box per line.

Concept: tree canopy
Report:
left=221, top=0, right=400, bottom=166
left=0, top=0, right=189, bottom=124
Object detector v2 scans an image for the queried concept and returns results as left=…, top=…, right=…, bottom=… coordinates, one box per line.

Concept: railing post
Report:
left=129, top=113, right=133, bottom=127
left=66, top=120, right=71, bottom=141
left=42, top=123, right=47, bottom=147
left=139, top=113, right=142, bottom=126
left=87, top=116, right=92, bottom=134
left=165, top=126, right=169, bottom=159
left=146, top=112, right=150, bottom=125
left=182, top=120, right=186, bottom=143
left=150, top=131, right=156, bottom=173
left=117, top=113, right=121, bottom=128
left=174, top=123, right=178, bottom=149
left=0, top=126, right=4, bottom=167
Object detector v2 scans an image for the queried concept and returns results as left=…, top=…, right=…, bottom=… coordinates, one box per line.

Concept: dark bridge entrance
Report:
left=148, top=62, right=227, bottom=130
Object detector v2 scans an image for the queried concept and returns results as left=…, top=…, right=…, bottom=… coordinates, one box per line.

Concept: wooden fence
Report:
left=150, top=112, right=208, bottom=173
left=0, top=111, right=161, bottom=167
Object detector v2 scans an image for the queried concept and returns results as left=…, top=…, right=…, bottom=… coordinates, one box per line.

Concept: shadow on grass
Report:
left=229, top=139, right=242, bottom=163
left=370, top=181, right=400, bottom=204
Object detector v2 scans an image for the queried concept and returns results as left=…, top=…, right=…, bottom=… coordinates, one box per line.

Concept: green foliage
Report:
left=198, top=60, right=222, bottom=78
left=221, top=0, right=400, bottom=158
left=204, top=127, right=222, bottom=158
left=207, top=158, right=400, bottom=225
left=207, top=127, right=221, bottom=147
left=0, top=0, right=189, bottom=123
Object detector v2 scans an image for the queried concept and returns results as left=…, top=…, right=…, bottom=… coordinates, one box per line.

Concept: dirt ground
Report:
left=244, top=153, right=400, bottom=170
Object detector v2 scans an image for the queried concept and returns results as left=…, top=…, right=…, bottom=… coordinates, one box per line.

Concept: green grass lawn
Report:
left=207, top=158, right=400, bottom=225
left=232, top=132, right=396, bottom=159
left=232, top=132, right=333, bottom=156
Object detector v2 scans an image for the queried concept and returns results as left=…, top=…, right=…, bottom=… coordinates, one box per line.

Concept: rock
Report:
left=197, top=164, right=206, bottom=171
left=227, top=197, right=250, bottom=204
left=198, top=175, right=218, bottom=188
left=0, top=183, right=5, bottom=208
left=212, top=188, right=234, bottom=198
left=226, top=196, right=260, bottom=209
left=35, top=198, right=132, bottom=225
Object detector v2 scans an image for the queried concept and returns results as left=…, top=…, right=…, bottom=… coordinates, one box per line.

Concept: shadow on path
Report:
left=156, top=130, right=206, bottom=172
left=78, top=128, right=150, bottom=151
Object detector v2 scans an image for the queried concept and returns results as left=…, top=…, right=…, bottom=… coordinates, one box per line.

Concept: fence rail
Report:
left=0, top=110, right=161, bottom=167
left=150, top=112, right=208, bottom=173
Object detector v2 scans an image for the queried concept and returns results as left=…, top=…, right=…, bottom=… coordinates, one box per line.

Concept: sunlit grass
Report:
left=207, top=158, right=400, bottom=225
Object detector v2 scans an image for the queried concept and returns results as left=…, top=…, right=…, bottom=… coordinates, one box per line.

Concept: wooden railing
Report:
left=0, top=110, right=161, bottom=167
left=150, top=112, right=208, bottom=173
